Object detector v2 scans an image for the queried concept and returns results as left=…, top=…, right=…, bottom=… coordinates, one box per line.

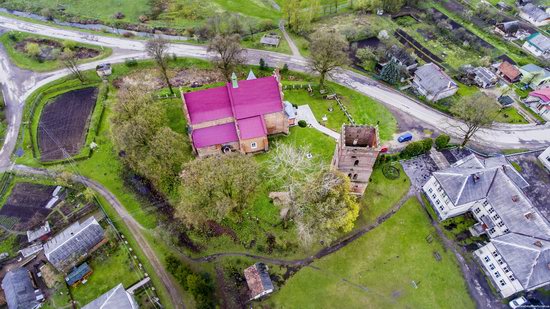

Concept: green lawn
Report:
left=242, top=29, right=292, bottom=55
left=495, top=106, right=528, bottom=124
left=269, top=198, right=475, bottom=309
left=70, top=242, right=143, bottom=306
left=0, top=31, right=112, bottom=72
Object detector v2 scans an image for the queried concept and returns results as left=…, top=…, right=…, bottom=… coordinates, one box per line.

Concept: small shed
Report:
left=96, top=63, right=112, bottom=77
left=244, top=263, right=274, bottom=300
left=498, top=95, right=514, bottom=107
left=65, top=263, right=93, bottom=287
left=260, top=33, right=281, bottom=47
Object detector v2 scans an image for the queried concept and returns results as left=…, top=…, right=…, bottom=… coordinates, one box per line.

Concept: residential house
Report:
left=498, top=95, right=515, bottom=107
left=260, top=33, right=280, bottom=47
left=538, top=146, right=550, bottom=171
left=182, top=71, right=290, bottom=157
left=519, top=64, right=550, bottom=89
left=524, top=88, right=550, bottom=121
left=495, top=21, right=521, bottom=39
left=27, top=221, right=51, bottom=243
left=522, top=32, right=550, bottom=60
left=244, top=263, right=274, bottom=300
left=412, top=63, right=458, bottom=101
left=65, top=262, right=93, bottom=287
left=519, top=4, right=550, bottom=26
left=96, top=63, right=112, bottom=77
left=44, top=217, right=105, bottom=270
left=332, top=125, right=381, bottom=195
left=423, top=154, right=550, bottom=298
left=283, top=101, right=297, bottom=126
left=497, top=61, right=522, bottom=83
left=473, top=67, right=499, bottom=88
left=82, top=283, right=139, bottom=309
left=2, top=268, right=44, bottom=309
left=385, top=45, right=417, bottom=72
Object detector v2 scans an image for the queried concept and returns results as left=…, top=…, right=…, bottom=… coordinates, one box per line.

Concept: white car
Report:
left=509, top=296, right=528, bottom=309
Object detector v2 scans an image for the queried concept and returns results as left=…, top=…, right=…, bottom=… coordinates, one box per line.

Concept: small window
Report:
left=488, top=208, right=495, bottom=214
left=436, top=199, right=440, bottom=205
left=503, top=229, right=510, bottom=233
left=492, top=251, right=498, bottom=257
left=489, top=228, right=496, bottom=234
left=354, top=160, right=359, bottom=166
left=251, top=142, right=258, bottom=149
left=484, top=256, right=490, bottom=262
left=494, top=271, right=500, bottom=278
left=509, top=275, right=515, bottom=281
left=474, top=208, right=481, bottom=214
left=497, top=221, right=505, bottom=228
left=432, top=194, right=436, bottom=199
left=492, top=214, right=500, bottom=221
left=500, top=279, right=506, bottom=286
left=439, top=206, right=444, bottom=211
left=429, top=188, right=433, bottom=193
left=483, top=200, right=489, bottom=206
left=489, top=264, right=495, bottom=270
left=353, top=174, right=358, bottom=180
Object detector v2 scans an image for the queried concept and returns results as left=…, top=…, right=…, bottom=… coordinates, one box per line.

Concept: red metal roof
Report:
left=498, top=61, right=521, bottom=81
left=530, top=88, right=550, bottom=103
left=237, top=116, right=267, bottom=140
left=183, top=86, right=232, bottom=125
left=191, top=123, right=238, bottom=148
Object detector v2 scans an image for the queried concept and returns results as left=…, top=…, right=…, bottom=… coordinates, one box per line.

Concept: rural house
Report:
left=497, top=61, right=522, bottom=83
left=524, top=88, right=550, bottom=121
left=2, top=268, right=44, bottom=309
left=82, top=283, right=139, bottom=309
left=384, top=45, right=417, bottom=72
left=412, top=63, right=458, bottom=101
left=519, top=4, right=550, bottom=26
left=260, top=33, right=280, bottom=47
left=244, top=263, right=274, bottom=300
left=27, top=221, right=51, bottom=243
left=494, top=21, right=530, bottom=40
left=423, top=154, right=550, bottom=297
left=44, top=217, right=105, bottom=270
left=472, top=67, right=499, bottom=88
left=182, top=71, right=291, bottom=157
left=538, top=146, right=550, bottom=171
left=519, top=64, right=550, bottom=89
left=522, top=32, right=550, bottom=60
left=332, top=125, right=381, bottom=195
left=65, top=262, right=93, bottom=287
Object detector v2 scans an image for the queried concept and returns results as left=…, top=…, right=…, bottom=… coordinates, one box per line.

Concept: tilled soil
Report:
left=0, top=182, right=56, bottom=231
left=38, top=87, right=98, bottom=161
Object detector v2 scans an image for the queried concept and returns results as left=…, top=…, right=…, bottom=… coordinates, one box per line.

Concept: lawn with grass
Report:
left=70, top=241, right=143, bottom=306
left=269, top=197, right=475, bottom=309
left=495, top=106, right=528, bottom=124
left=242, top=29, right=292, bottom=55
left=0, top=31, right=112, bottom=72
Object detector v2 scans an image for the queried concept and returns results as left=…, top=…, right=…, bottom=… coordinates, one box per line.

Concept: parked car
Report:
left=397, top=132, right=413, bottom=143
left=509, top=296, right=528, bottom=308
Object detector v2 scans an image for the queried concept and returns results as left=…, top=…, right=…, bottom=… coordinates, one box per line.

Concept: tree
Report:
left=450, top=93, right=499, bottom=147
left=308, top=30, right=349, bottom=88
left=145, top=38, right=174, bottom=94
left=379, top=60, right=401, bottom=85
left=25, top=43, right=41, bottom=59
left=207, top=34, right=246, bottom=82
left=294, top=170, right=359, bottom=247
left=435, top=134, right=450, bottom=150
left=282, top=0, right=319, bottom=32
left=177, top=154, right=260, bottom=228
left=60, top=49, right=85, bottom=83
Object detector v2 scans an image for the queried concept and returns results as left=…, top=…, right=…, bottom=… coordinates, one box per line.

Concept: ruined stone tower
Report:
left=332, top=125, right=381, bottom=196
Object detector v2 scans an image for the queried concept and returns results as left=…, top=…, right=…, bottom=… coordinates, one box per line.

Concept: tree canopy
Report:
left=207, top=34, right=246, bottom=82
left=308, top=30, right=350, bottom=88
left=450, top=93, right=499, bottom=146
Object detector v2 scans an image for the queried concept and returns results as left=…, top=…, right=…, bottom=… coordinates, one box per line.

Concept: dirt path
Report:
left=415, top=192, right=504, bottom=309
left=12, top=165, right=185, bottom=309
left=279, top=20, right=302, bottom=58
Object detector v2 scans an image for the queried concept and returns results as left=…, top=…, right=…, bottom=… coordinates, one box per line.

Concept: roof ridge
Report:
left=99, top=283, right=123, bottom=308
left=485, top=168, right=500, bottom=198
left=524, top=250, right=542, bottom=289
left=454, top=176, right=469, bottom=205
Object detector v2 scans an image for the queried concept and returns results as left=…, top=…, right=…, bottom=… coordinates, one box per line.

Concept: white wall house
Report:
left=412, top=63, right=458, bottom=102
left=538, top=146, right=550, bottom=171
left=522, top=33, right=550, bottom=60
left=423, top=154, right=550, bottom=299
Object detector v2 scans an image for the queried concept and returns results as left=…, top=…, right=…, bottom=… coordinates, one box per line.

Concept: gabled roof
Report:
left=526, top=33, right=550, bottom=52
left=521, top=63, right=546, bottom=73
left=521, top=4, right=550, bottom=23
left=244, top=263, right=274, bottom=299
left=237, top=116, right=267, bottom=140
left=2, top=268, right=42, bottom=309
left=497, top=21, right=520, bottom=34
left=529, top=88, right=550, bottom=102
left=191, top=122, right=239, bottom=148
left=82, top=283, right=138, bottom=309
left=184, top=86, right=233, bottom=125
left=492, top=233, right=550, bottom=290
left=498, top=61, right=521, bottom=80
left=414, top=63, right=457, bottom=94
left=387, top=45, right=416, bottom=66
left=473, top=67, right=498, bottom=84
left=65, top=263, right=92, bottom=286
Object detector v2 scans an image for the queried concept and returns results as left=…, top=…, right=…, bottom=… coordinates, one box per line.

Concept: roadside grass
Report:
left=501, top=148, right=529, bottom=155
left=357, top=163, right=410, bottom=227
left=242, top=29, right=292, bottom=55
left=269, top=197, right=475, bottom=309
left=42, top=283, right=71, bottom=309
left=0, top=31, right=112, bottom=72
left=70, top=240, right=143, bottom=306
left=495, top=107, right=528, bottom=124
left=517, top=102, right=547, bottom=124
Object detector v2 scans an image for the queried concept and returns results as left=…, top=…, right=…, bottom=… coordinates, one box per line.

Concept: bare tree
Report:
left=145, top=38, right=174, bottom=94
left=450, top=93, right=499, bottom=147
left=60, top=50, right=85, bottom=83
left=208, top=34, right=246, bottom=82
left=308, top=30, right=350, bottom=88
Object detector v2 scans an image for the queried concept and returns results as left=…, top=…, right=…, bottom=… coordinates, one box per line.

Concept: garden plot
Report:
left=14, top=37, right=99, bottom=62
left=0, top=182, right=56, bottom=231
left=38, top=87, right=98, bottom=161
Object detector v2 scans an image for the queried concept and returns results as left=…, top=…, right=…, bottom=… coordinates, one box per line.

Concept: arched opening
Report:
left=354, top=160, right=359, bottom=166
left=353, top=174, right=358, bottom=180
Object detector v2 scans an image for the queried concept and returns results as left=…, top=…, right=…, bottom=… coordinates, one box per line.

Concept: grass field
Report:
left=0, top=31, right=112, bottom=72
left=269, top=197, right=475, bottom=309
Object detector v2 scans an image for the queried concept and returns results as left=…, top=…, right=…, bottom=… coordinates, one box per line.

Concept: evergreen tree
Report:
left=380, top=60, right=401, bottom=85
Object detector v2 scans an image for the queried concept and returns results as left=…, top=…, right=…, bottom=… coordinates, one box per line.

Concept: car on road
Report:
left=509, top=296, right=528, bottom=308
left=398, top=132, right=413, bottom=143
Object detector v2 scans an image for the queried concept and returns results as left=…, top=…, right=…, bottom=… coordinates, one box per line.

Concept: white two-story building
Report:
left=423, top=154, right=550, bottom=298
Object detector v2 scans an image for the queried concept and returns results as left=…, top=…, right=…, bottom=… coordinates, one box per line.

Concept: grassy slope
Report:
left=269, top=198, right=475, bottom=309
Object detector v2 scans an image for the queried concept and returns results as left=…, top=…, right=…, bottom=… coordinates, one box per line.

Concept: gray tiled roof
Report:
left=528, top=33, right=550, bottom=52
left=1, top=268, right=41, bottom=309
left=414, top=63, right=457, bottom=94
left=492, top=233, right=550, bottom=290
left=522, top=4, right=550, bottom=23
left=473, top=67, right=498, bottom=85
left=82, top=283, right=139, bottom=309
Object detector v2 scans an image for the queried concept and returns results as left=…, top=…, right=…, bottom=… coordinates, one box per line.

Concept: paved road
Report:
left=12, top=165, right=186, bottom=309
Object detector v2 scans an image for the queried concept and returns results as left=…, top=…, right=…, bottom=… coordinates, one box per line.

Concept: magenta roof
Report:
left=191, top=123, right=238, bottom=148
left=530, top=88, right=550, bottom=103
left=237, top=116, right=267, bottom=140
left=184, top=86, right=232, bottom=125
left=183, top=76, right=283, bottom=125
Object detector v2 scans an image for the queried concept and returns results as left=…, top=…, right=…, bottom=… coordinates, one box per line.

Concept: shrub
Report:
left=25, top=43, right=41, bottom=59
left=435, top=134, right=450, bottom=150
left=401, top=138, right=433, bottom=158
left=122, top=32, right=135, bottom=38
left=62, top=40, right=77, bottom=50
left=281, top=63, right=289, bottom=73
left=125, top=58, right=138, bottom=67
left=421, top=138, right=433, bottom=152
left=114, top=12, right=125, bottom=19
left=298, top=120, right=307, bottom=127
left=259, top=58, right=269, bottom=71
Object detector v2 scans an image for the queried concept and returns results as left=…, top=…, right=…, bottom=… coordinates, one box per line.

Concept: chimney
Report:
left=534, top=241, right=543, bottom=248
left=231, top=72, right=238, bottom=88
left=472, top=174, right=480, bottom=183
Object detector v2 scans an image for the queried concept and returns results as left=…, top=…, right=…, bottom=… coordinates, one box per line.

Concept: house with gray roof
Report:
left=423, top=154, right=550, bottom=298
left=244, top=263, right=274, bottom=300
left=473, top=67, right=499, bottom=88
left=523, top=32, right=550, bottom=60
left=519, top=4, right=550, bottom=26
left=44, top=217, right=105, bottom=270
left=519, top=63, right=550, bottom=89
left=412, top=63, right=458, bottom=101
left=82, top=283, right=139, bottom=309
left=2, top=268, right=44, bottom=309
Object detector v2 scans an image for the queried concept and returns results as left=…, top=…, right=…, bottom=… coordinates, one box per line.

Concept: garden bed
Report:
left=37, top=87, right=99, bottom=162
left=0, top=182, right=56, bottom=231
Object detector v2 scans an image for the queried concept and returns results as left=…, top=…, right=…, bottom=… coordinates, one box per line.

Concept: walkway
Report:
left=279, top=20, right=302, bottom=58
left=296, top=105, right=340, bottom=140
